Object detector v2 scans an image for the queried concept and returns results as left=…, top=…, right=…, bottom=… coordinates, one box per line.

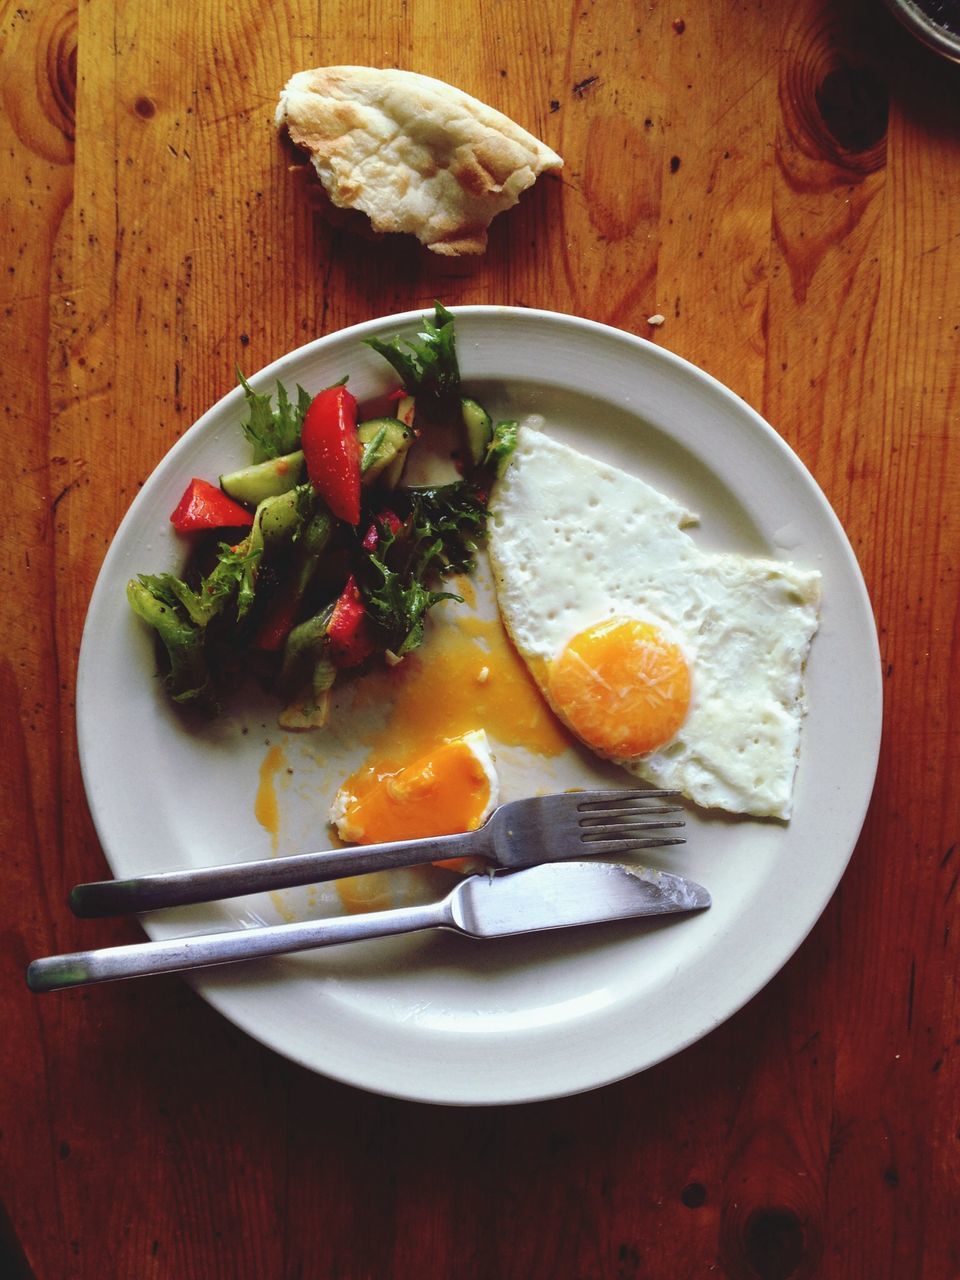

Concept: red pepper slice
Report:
left=301, top=385, right=361, bottom=525
left=169, top=478, right=254, bottom=532
left=327, top=575, right=375, bottom=668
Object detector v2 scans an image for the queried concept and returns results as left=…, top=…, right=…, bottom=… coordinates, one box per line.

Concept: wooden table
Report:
left=3, top=1, right=959, bottom=1275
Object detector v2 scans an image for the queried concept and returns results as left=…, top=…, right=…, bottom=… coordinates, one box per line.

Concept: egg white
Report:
left=488, top=426, right=821, bottom=818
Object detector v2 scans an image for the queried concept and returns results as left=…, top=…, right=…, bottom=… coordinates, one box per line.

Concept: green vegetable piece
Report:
left=369, top=566, right=459, bottom=657
left=461, top=397, right=493, bottom=467
left=237, top=371, right=311, bottom=462
left=274, top=505, right=336, bottom=639
left=126, top=576, right=214, bottom=707
left=357, top=418, right=413, bottom=488
left=363, top=302, right=460, bottom=415
left=299, top=505, right=334, bottom=560
left=194, top=543, right=262, bottom=625
left=278, top=642, right=336, bottom=732
left=356, top=481, right=486, bottom=656
left=223, top=487, right=309, bottom=622
left=255, top=485, right=311, bottom=546
left=226, top=539, right=260, bottom=621
left=220, top=450, right=304, bottom=505
left=278, top=607, right=334, bottom=697
left=484, top=420, right=519, bottom=475
left=359, top=425, right=388, bottom=474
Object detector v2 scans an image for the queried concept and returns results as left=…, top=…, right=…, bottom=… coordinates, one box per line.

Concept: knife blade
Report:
left=26, top=862, right=710, bottom=993
left=453, top=861, right=710, bottom=936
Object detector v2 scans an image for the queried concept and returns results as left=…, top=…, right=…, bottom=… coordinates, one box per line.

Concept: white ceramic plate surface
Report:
left=77, top=307, right=882, bottom=1105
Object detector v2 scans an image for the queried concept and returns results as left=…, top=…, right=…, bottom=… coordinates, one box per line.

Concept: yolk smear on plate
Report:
left=347, top=610, right=571, bottom=778
left=255, top=743, right=287, bottom=853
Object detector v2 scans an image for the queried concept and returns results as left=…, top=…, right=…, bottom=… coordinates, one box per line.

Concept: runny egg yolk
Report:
left=335, top=738, right=494, bottom=845
left=548, top=617, right=691, bottom=758
left=348, top=608, right=570, bottom=765
left=330, top=596, right=568, bottom=862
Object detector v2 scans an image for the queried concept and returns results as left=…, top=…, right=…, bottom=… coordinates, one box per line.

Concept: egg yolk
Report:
left=548, top=617, right=691, bottom=757
left=335, top=738, right=493, bottom=844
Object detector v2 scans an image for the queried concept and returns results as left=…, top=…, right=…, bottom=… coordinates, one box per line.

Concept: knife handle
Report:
left=28, top=896, right=455, bottom=992
left=69, top=827, right=488, bottom=918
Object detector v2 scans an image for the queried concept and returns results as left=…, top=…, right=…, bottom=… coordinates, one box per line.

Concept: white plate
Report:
left=77, top=307, right=882, bottom=1105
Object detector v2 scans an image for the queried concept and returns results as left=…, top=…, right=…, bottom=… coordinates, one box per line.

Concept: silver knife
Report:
left=27, top=861, right=710, bottom=993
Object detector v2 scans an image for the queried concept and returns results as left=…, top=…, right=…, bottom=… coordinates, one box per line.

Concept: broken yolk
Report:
left=548, top=617, right=691, bottom=758
left=331, top=597, right=570, bottom=862
left=336, top=738, right=493, bottom=844
left=345, top=607, right=570, bottom=774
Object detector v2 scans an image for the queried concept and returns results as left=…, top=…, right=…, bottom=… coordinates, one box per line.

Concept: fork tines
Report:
left=575, top=789, right=684, bottom=820
left=574, top=789, right=686, bottom=848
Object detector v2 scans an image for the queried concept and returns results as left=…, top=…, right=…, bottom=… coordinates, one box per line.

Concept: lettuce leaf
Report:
left=237, top=370, right=311, bottom=461
left=363, top=302, right=460, bottom=415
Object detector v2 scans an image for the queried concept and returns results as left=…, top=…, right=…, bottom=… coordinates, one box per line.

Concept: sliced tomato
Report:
left=301, top=385, right=361, bottom=525
left=169, top=478, right=254, bottom=532
left=327, top=575, right=375, bottom=668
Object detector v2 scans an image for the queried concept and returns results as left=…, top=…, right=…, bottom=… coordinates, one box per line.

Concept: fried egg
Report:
left=330, top=728, right=499, bottom=844
left=487, top=426, right=821, bottom=818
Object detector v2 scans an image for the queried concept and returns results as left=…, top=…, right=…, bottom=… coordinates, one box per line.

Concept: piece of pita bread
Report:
left=275, top=67, right=562, bottom=255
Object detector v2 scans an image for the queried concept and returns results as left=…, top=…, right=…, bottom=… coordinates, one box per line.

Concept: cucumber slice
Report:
left=461, top=397, right=493, bottom=466
left=358, top=418, right=413, bottom=488
left=220, top=450, right=304, bottom=505
left=255, top=487, right=307, bottom=546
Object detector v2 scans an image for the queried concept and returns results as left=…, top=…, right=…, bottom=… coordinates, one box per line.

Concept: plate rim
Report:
left=77, top=305, right=883, bottom=1105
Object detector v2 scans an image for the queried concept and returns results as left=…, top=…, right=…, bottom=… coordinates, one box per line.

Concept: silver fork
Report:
left=69, top=789, right=685, bottom=918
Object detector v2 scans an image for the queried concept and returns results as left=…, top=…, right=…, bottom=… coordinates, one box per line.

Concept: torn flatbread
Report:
left=275, top=66, right=563, bottom=255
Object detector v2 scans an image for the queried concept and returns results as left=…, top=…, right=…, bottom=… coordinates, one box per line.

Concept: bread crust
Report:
left=275, top=67, right=563, bottom=255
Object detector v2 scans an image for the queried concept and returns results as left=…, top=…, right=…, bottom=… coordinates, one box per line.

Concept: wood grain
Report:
left=3, top=0, right=960, bottom=1276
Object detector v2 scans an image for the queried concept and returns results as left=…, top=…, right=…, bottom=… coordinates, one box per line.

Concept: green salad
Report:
left=128, top=304, right=517, bottom=728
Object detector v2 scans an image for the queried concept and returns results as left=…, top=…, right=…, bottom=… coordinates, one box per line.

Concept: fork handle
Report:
left=29, top=897, right=455, bottom=992
left=69, top=827, right=489, bottom=918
